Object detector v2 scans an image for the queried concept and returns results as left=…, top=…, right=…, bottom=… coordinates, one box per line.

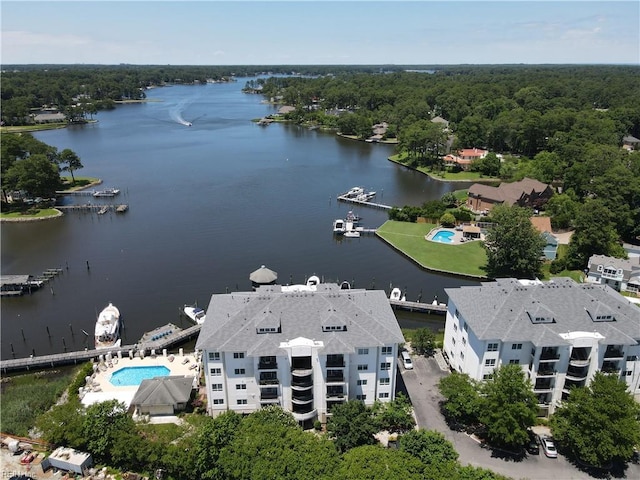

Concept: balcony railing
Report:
left=259, top=378, right=279, bottom=385
left=292, top=395, right=314, bottom=404
left=539, top=351, right=560, bottom=361
left=260, top=389, right=278, bottom=400
left=326, top=374, right=345, bottom=383
left=536, top=368, right=556, bottom=377
left=326, top=391, right=345, bottom=399
left=569, top=357, right=591, bottom=367
left=258, top=361, right=278, bottom=370
left=326, top=358, right=345, bottom=368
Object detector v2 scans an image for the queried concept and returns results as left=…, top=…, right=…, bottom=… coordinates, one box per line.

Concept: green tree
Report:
left=411, top=328, right=436, bottom=355
left=441, top=192, right=458, bottom=207
left=372, top=392, right=415, bottom=433
left=440, top=212, right=456, bottom=227
left=3, top=154, right=63, bottom=198
left=83, top=400, right=135, bottom=463
left=456, top=465, right=512, bottom=480
left=35, top=397, right=86, bottom=447
left=193, top=412, right=241, bottom=480
left=550, top=372, right=640, bottom=468
left=337, top=445, right=425, bottom=480
left=545, top=193, right=579, bottom=230
left=438, top=372, right=481, bottom=427
left=478, top=364, right=537, bottom=449
left=58, top=148, right=84, bottom=184
left=327, top=399, right=378, bottom=452
left=484, top=204, right=546, bottom=279
left=399, top=429, right=459, bottom=477
left=565, top=199, right=627, bottom=270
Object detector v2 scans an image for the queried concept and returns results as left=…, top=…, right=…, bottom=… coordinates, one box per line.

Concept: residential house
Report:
left=466, top=177, right=553, bottom=213
left=586, top=254, right=640, bottom=294
left=443, top=148, right=488, bottom=171
left=195, top=278, right=405, bottom=426
left=530, top=216, right=558, bottom=260
left=622, top=135, right=640, bottom=152
left=443, top=277, right=640, bottom=415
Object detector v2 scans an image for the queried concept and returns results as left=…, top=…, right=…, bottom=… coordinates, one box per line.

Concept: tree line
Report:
left=30, top=365, right=507, bottom=480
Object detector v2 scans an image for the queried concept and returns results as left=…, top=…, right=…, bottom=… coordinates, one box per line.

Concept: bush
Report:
left=549, top=257, right=566, bottom=274
left=440, top=212, right=456, bottom=227
left=314, top=420, right=322, bottom=431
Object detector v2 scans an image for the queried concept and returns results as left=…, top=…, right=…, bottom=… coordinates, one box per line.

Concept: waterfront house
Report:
left=195, top=279, right=405, bottom=427
left=466, top=177, right=553, bottom=213
left=442, top=277, right=640, bottom=415
left=586, top=254, right=640, bottom=294
left=130, top=376, right=194, bottom=417
left=443, top=148, right=488, bottom=171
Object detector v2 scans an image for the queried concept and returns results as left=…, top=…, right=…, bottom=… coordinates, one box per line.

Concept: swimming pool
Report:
left=431, top=230, right=455, bottom=243
left=109, top=366, right=171, bottom=386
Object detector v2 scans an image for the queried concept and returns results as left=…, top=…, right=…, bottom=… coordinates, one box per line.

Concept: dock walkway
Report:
left=337, top=194, right=392, bottom=210
left=0, top=324, right=201, bottom=373
left=389, top=299, right=447, bottom=314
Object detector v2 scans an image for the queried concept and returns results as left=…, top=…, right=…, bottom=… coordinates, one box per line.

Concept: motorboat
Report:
left=346, top=211, right=361, bottom=223
left=345, top=186, right=364, bottom=198
left=93, top=188, right=120, bottom=197
left=344, top=230, right=360, bottom=238
left=94, top=303, right=121, bottom=349
left=183, top=304, right=206, bottom=325
left=281, top=275, right=321, bottom=293
left=333, top=219, right=346, bottom=234
left=390, top=287, right=406, bottom=302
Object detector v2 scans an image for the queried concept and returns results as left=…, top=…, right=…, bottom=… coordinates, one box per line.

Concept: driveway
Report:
left=399, top=352, right=640, bottom=480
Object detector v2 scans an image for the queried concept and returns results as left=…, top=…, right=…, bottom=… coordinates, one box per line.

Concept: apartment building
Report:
left=443, top=278, right=640, bottom=415
left=195, top=278, right=405, bottom=425
left=586, top=254, right=640, bottom=294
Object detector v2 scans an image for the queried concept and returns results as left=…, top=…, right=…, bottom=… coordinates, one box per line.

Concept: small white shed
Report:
left=46, top=446, right=93, bottom=474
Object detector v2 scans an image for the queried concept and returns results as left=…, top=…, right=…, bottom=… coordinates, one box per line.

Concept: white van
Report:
left=401, top=351, right=413, bottom=370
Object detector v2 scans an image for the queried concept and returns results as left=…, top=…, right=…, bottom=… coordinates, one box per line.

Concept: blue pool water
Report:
left=109, top=366, right=171, bottom=386
left=431, top=230, right=455, bottom=243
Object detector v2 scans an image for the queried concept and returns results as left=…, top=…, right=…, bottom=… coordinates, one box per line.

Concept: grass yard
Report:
left=376, top=220, right=488, bottom=278
left=0, top=208, right=61, bottom=219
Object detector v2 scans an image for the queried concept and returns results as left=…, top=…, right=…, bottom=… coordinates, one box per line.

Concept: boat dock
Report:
left=0, top=323, right=202, bottom=373
left=389, top=299, right=447, bottom=315
left=337, top=194, right=392, bottom=210
left=56, top=204, right=128, bottom=213
left=1, top=269, right=64, bottom=296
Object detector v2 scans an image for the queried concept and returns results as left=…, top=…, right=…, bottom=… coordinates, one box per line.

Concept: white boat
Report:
left=333, top=219, right=346, bottom=234
left=281, top=275, right=321, bottom=293
left=345, top=186, right=364, bottom=198
left=94, top=303, right=121, bottom=349
left=390, top=288, right=406, bottom=302
left=183, top=304, right=206, bottom=325
left=344, top=230, right=360, bottom=238
left=93, top=188, right=120, bottom=197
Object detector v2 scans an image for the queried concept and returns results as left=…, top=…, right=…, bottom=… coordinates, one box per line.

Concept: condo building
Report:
left=195, top=278, right=405, bottom=426
left=443, top=278, right=640, bottom=415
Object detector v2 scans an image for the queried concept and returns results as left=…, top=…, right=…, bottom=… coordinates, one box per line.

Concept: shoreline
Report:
left=386, top=157, right=501, bottom=184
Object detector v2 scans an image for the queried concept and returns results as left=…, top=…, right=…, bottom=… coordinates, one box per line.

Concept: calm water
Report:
left=1, top=79, right=478, bottom=360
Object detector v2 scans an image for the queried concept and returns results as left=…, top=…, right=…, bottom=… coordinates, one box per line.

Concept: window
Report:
left=483, top=374, right=492, bottom=380
left=512, top=343, right=522, bottom=350
left=234, top=368, right=246, bottom=375
left=627, top=355, right=637, bottom=362
left=485, top=359, right=496, bottom=366
left=462, top=337, right=467, bottom=345
left=208, top=352, right=220, bottom=361
left=379, top=392, right=390, bottom=399
left=379, top=378, right=390, bottom=385
left=381, top=346, right=392, bottom=354
left=212, top=384, right=223, bottom=391
left=455, top=309, right=460, bottom=318
left=236, top=399, right=247, bottom=405
left=380, top=362, right=391, bottom=371
left=463, top=322, right=468, bottom=332
left=452, top=337, right=456, bottom=345
left=236, top=384, right=247, bottom=390
left=357, top=379, right=368, bottom=386
left=210, top=368, right=221, bottom=376
left=509, top=359, right=520, bottom=365
left=453, top=323, right=458, bottom=331
left=213, top=398, right=224, bottom=405
left=487, top=343, right=498, bottom=352
left=356, top=394, right=367, bottom=401
left=357, top=364, right=368, bottom=371
left=234, top=352, right=245, bottom=359
left=460, top=352, right=465, bottom=360
left=358, top=348, right=369, bottom=355
left=625, top=370, right=632, bottom=376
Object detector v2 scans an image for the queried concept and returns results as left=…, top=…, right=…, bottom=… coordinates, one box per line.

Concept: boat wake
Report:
left=169, top=97, right=194, bottom=127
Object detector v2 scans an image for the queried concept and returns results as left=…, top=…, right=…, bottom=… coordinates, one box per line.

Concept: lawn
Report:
left=0, top=208, right=61, bottom=219
left=388, top=154, right=500, bottom=183
left=376, top=220, right=488, bottom=278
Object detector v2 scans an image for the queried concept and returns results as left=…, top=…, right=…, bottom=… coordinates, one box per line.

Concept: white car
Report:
left=539, top=436, right=558, bottom=458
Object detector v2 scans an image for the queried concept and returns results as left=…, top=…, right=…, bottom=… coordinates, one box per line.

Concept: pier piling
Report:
left=46, top=326, right=51, bottom=337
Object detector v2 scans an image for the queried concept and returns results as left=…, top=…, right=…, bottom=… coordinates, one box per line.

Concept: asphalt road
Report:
left=399, top=352, right=640, bottom=480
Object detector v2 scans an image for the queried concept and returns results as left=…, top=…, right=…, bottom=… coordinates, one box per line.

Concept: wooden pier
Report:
left=337, top=194, right=392, bottom=210
left=56, top=204, right=128, bottom=213
left=0, top=324, right=202, bottom=373
left=389, top=299, right=447, bottom=315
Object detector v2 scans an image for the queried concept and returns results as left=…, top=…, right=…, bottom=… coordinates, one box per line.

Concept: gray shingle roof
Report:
left=131, top=376, right=194, bottom=407
left=195, top=283, right=404, bottom=355
left=445, top=278, right=640, bottom=347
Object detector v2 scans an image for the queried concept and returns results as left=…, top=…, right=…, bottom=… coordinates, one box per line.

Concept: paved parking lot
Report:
left=399, top=352, right=640, bottom=480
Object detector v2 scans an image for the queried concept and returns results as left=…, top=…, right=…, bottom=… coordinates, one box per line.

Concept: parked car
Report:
left=539, top=435, right=558, bottom=458
left=526, top=432, right=540, bottom=455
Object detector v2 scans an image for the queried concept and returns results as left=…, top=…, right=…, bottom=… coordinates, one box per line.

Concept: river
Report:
left=1, top=78, right=479, bottom=360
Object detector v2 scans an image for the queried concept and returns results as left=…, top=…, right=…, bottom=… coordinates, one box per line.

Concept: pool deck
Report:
left=425, top=227, right=484, bottom=245
left=80, top=350, right=200, bottom=408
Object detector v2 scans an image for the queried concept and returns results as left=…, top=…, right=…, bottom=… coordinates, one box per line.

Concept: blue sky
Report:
left=2, top=1, right=638, bottom=65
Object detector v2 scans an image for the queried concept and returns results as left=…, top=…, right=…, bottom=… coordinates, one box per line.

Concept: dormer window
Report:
left=322, top=324, right=346, bottom=332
